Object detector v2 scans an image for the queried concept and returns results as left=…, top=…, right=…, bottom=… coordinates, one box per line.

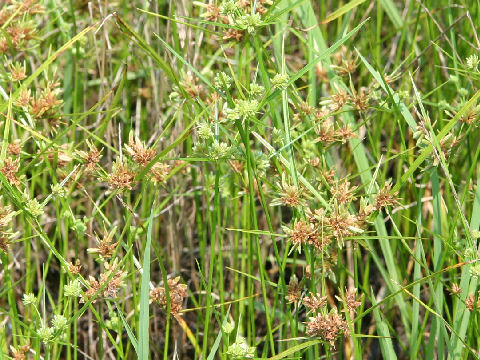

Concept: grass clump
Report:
left=2, top=0, right=480, bottom=359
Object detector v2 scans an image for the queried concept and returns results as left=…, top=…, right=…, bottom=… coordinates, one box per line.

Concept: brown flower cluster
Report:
left=303, top=292, right=328, bottom=313
left=10, top=343, right=30, bottom=360
left=150, top=276, right=188, bottom=315
left=283, top=175, right=400, bottom=252
left=271, top=174, right=306, bottom=208
left=336, top=288, right=362, bottom=315
left=306, top=310, right=350, bottom=348
left=1, top=157, right=20, bottom=187
left=311, top=114, right=358, bottom=145
left=0, top=202, right=15, bottom=254
left=236, top=0, right=272, bottom=15
left=285, top=275, right=302, bottom=304
left=87, top=227, right=118, bottom=260
left=151, top=162, right=171, bottom=184
left=108, top=159, right=136, bottom=191
left=465, top=290, right=480, bottom=312
left=125, top=132, right=156, bottom=167
left=28, top=81, right=64, bottom=128
left=67, top=260, right=82, bottom=275
left=82, top=260, right=126, bottom=303
left=374, top=180, right=400, bottom=210
left=0, top=0, right=43, bottom=53
left=76, top=140, right=102, bottom=174
left=303, top=288, right=362, bottom=348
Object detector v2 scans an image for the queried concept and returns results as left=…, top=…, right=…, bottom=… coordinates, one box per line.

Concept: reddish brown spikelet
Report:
left=466, top=292, right=475, bottom=311
left=16, top=89, right=32, bottom=107
left=306, top=311, right=350, bottom=347
left=271, top=175, right=305, bottom=208
left=449, top=283, right=461, bottom=295
left=108, top=160, right=136, bottom=191
left=82, top=261, right=126, bottom=302
left=303, top=292, right=327, bottom=313
left=375, top=181, right=400, bottom=210
left=326, top=208, right=359, bottom=243
left=77, top=140, right=102, bottom=173
left=336, top=288, right=362, bottom=314
left=223, top=29, right=245, bottom=42
left=151, top=162, right=171, bottom=184
left=332, top=180, right=357, bottom=205
left=88, top=227, right=118, bottom=259
left=150, top=277, right=188, bottom=315
left=99, top=263, right=127, bottom=298
left=67, top=260, right=82, bottom=275
left=283, top=219, right=313, bottom=249
left=285, top=275, right=301, bottom=304
left=10, top=343, right=30, bottom=360
left=83, top=276, right=101, bottom=303
left=330, top=90, right=348, bottom=111
left=7, top=142, right=21, bottom=156
left=1, top=158, right=20, bottom=186
left=0, top=234, right=10, bottom=254
left=203, top=4, right=221, bottom=22
left=125, top=133, right=156, bottom=167
left=350, top=89, right=370, bottom=111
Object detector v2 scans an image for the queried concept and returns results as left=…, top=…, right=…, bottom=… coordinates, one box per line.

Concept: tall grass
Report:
left=1, top=0, right=480, bottom=359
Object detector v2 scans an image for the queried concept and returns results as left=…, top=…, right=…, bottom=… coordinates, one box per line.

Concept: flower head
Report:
left=22, top=293, right=36, bottom=306
left=226, top=336, right=256, bottom=359
left=271, top=73, right=290, bottom=90
left=64, top=279, right=82, bottom=298
left=466, top=54, right=479, bottom=71
left=108, top=159, right=136, bottom=191
left=150, top=276, right=188, bottom=315
left=236, top=13, right=262, bottom=34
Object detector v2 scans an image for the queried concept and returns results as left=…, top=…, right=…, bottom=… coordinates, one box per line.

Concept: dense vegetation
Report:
left=1, top=0, right=480, bottom=359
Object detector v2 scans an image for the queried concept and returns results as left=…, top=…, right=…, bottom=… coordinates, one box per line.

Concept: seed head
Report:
left=303, top=292, right=328, bottom=313
left=220, top=0, right=239, bottom=16
left=374, top=180, right=400, bottom=210
left=271, top=174, right=306, bottom=208
left=52, top=314, right=68, bottom=331
left=1, top=157, right=20, bottom=186
left=125, top=132, right=156, bottom=167
left=285, top=275, right=302, bottom=304
left=214, top=71, right=232, bottom=91
left=226, top=336, right=256, bottom=359
left=210, top=140, right=231, bottom=160
left=108, top=159, right=136, bottom=191
left=283, top=219, right=313, bottom=251
left=236, top=13, right=262, bottom=34
left=197, top=122, right=214, bottom=140
left=25, top=198, right=44, bottom=218
left=37, top=325, right=55, bottom=344
left=449, top=283, right=461, bottom=295
left=337, top=288, right=362, bottom=314
left=466, top=54, right=480, bottom=71
left=225, top=99, right=258, bottom=121
left=222, top=321, right=235, bottom=334
left=87, top=226, right=118, bottom=260
left=223, top=28, right=245, bottom=42
left=22, top=293, right=36, bottom=306
left=10, top=344, right=30, bottom=360
left=249, top=83, right=265, bottom=97
left=306, top=310, right=349, bottom=348
left=271, top=73, right=290, bottom=90
left=76, top=140, right=102, bottom=173
left=150, top=276, right=188, bottom=315
left=64, top=279, right=82, bottom=298
left=151, top=162, right=171, bottom=184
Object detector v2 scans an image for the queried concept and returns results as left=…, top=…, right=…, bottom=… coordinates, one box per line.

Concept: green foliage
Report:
left=1, top=0, right=480, bottom=359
